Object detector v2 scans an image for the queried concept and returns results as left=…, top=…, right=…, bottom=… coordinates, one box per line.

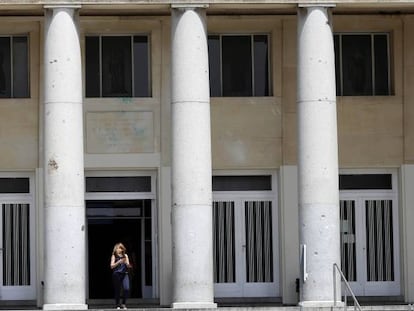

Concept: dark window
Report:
left=85, top=35, right=151, bottom=98
left=0, top=36, right=29, bottom=98
left=0, top=178, right=30, bottom=193
left=334, top=33, right=390, bottom=96
left=213, top=175, right=272, bottom=191
left=339, top=174, right=392, bottom=190
left=86, top=176, right=151, bottom=192
left=208, top=34, right=270, bottom=97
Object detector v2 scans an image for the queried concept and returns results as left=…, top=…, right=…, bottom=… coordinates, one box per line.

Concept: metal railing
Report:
left=333, top=263, right=362, bottom=311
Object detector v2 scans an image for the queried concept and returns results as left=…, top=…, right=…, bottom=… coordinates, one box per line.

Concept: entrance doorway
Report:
left=212, top=174, right=279, bottom=298
left=212, top=197, right=278, bottom=297
left=87, top=200, right=153, bottom=301
left=85, top=173, right=157, bottom=304
left=340, top=196, right=400, bottom=296
left=339, top=172, right=400, bottom=296
left=0, top=176, right=36, bottom=301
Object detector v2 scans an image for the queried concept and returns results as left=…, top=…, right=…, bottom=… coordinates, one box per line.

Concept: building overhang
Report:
left=0, top=1, right=414, bottom=16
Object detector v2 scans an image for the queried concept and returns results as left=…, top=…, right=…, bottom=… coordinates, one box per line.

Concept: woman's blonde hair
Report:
left=112, top=242, right=126, bottom=255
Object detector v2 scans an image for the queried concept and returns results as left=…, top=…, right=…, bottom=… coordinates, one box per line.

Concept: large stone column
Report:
left=43, top=6, right=86, bottom=310
left=170, top=5, right=216, bottom=309
left=297, top=5, right=341, bottom=308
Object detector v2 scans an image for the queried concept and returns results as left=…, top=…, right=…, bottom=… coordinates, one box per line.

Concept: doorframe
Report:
left=0, top=172, right=36, bottom=301
left=212, top=170, right=279, bottom=298
left=84, top=170, right=158, bottom=301
left=339, top=168, right=400, bottom=296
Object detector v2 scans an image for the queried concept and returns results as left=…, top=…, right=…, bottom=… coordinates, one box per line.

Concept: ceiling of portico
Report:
left=0, top=0, right=414, bottom=16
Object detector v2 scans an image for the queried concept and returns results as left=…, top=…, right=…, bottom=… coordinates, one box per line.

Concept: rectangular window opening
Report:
left=86, top=176, right=152, bottom=192
left=208, top=34, right=271, bottom=97
left=339, top=174, right=392, bottom=190
left=334, top=33, right=390, bottom=96
left=0, top=178, right=30, bottom=193
left=85, top=35, right=151, bottom=98
left=0, top=35, right=29, bottom=98
left=213, top=175, right=272, bottom=191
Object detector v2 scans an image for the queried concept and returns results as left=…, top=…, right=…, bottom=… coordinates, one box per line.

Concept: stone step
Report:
left=1, top=306, right=413, bottom=311
left=90, top=306, right=413, bottom=311
left=86, top=307, right=413, bottom=311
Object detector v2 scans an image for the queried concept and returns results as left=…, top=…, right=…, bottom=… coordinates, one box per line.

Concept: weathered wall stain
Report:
left=86, top=111, right=154, bottom=153
left=48, top=158, right=59, bottom=171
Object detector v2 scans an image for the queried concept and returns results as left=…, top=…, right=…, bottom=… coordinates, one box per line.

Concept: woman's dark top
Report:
left=113, top=255, right=128, bottom=274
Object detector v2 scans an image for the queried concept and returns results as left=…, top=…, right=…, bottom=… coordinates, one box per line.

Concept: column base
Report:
left=172, top=302, right=217, bottom=309
left=43, top=303, right=88, bottom=310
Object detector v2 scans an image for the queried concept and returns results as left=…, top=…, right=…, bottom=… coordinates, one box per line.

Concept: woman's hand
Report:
left=125, top=254, right=131, bottom=268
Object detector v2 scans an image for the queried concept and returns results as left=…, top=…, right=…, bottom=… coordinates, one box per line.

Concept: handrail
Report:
left=333, top=263, right=362, bottom=311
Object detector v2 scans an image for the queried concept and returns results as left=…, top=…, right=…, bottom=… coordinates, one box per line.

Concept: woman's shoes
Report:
left=116, top=304, right=127, bottom=309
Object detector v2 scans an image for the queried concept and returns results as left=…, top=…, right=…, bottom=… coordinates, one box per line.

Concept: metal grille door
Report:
left=339, top=194, right=399, bottom=296
left=2, top=203, right=30, bottom=286
left=245, top=201, right=273, bottom=283
left=212, top=197, right=278, bottom=297
left=213, top=201, right=235, bottom=283
left=365, top=199, right=394, bottom=282
left=340, top=200, right=357, bottom=282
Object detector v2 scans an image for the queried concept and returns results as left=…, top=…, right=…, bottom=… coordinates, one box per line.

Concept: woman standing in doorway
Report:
left=110, top=243, right=131, bottom=309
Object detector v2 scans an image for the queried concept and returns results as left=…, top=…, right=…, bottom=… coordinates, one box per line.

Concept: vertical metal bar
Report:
left=147, top=35, right=152, bottom=96
left=371, top=34, right=376, bottom=95
left=267, top=34, right=271, bottom=96
left=212, top=201, right=216, bottom=282
left=345, top=288, right=348, bottom=311
left=333, top=264, right=337, bottom=306
left=3, top=204, right=7, bottom=286
left=264, top=201, right=272, bottom=282
left=340, top=201, right=344, bottom=278
left=140, top=215, right=145, bottom=293
left=219, top=202, right=224, bottom=282
left=339, top=34, right=344, bottom=96
left=377, top=200, right=383, bottom=281
left=351, top=201, right=355, bottom=281
left=219, top=35, right=223, bottom=96
left=229, top=201, right=235, bottom=282
left=302, top=244, right=308, bottom=282
left=387, top=33, right=391, bottom=95
left=99, top=36, right=103, bottom=97
left=10, top=37, right=14, bottom=98
left=251, top=35, right=255, bottom=96
left=255, top=201, right=261, bottom=281
left=131, top=36, right=135, bottom=97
